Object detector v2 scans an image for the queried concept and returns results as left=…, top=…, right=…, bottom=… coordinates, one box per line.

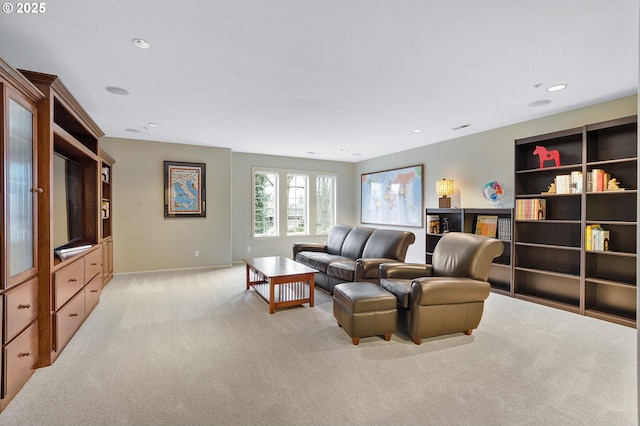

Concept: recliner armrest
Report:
left=292, top=243, right=327, bottom=258
left=379, top=263, right=433, bottom=280
left=354, top=258, right=400, bottom=280
left=411, top=277, right=490, bottom=306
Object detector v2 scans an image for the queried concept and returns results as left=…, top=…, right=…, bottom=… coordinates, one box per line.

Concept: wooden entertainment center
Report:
left=0, top=59, right=115, bottom=410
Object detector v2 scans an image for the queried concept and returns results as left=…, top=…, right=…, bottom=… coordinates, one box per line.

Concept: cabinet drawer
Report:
left=3, top=321, right=38, bottom=400
left=55, top=291, right=85, bottom=353
left=4, top=277, right=38, bottom=342
left=54, top=259, right=84, bottom=311
left=85, top=274, right=102, bottom=315
left=84, top=248, right=103, bottom=283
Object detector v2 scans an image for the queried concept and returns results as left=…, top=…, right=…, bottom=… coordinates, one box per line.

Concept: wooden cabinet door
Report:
left=3, top=90, right=38, bottom=289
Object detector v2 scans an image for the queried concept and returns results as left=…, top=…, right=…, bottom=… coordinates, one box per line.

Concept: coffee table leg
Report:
left=309, top=273, right=314, bottom=308
left=245, top=263, right=251, bottom=290
left=269, top=278, right=275, bottom=314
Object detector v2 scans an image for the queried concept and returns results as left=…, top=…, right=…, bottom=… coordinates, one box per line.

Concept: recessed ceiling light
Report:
left=125, top=128, right=141, bottom=133
left=412, top=129, right=423, bottom=133
left=105, top=86, right=129, bottom=95
left=148, top=122, right=157, bottom=127
left=546, top=84, right=568, bottom=92
left=132, top=38, right=151, bottom=49
left=306, top=151, right=322, bottom=155
left=528, top=99, right=552, bottom=107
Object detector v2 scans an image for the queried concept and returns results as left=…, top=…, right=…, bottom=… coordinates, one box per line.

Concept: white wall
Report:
left=355, top=95, right=638, bottom=263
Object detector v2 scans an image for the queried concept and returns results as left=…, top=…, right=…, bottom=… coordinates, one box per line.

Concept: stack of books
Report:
left=515, top=198, right=546, bottom=220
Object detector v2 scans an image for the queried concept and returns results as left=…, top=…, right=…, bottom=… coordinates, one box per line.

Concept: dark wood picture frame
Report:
left=164, top=160, right=206, bottom=218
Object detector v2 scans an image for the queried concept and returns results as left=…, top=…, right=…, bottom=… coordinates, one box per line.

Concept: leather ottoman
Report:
left=333, top=282, right=397, bottom=345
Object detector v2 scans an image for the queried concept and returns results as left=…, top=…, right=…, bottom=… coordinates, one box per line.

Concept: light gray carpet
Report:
left=0, top=265, right=636, bottom=425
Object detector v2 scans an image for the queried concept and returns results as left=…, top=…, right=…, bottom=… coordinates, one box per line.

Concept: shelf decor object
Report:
left=361, top=164, right=423, bottom=227
left=482, top=180, right=505, bottom=206
left=533, top=145, right=561, bottom=168
left=164, top=161, right=206, bottom=218
left=436, top=178, right=454, bottom=208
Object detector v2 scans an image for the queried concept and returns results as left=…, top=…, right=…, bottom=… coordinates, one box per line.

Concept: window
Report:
left=253, top=171, right=278, bottom=236
left=253, top=168, right=337, bottom=237
left=287, top=174, right=308, bottom=235
left=316, top=175, right=336, bottom=234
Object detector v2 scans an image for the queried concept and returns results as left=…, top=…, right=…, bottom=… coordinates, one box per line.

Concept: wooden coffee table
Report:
left=243, top=256, right=317, bottom=314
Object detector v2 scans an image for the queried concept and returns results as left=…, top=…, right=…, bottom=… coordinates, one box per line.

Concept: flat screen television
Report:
left=53, top=152, right=84, bottom=250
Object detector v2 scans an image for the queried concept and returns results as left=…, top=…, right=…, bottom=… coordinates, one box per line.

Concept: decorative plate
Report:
left=483, top=181, right=504, bottom=205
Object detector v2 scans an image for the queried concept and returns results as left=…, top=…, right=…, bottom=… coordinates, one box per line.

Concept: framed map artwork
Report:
left=361, top=164, right=423, bottom=228
left=164, top=161, right=206, bottom=218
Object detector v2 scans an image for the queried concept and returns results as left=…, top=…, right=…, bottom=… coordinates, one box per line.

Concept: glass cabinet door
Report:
left=6, top=96, right=37, bottom=287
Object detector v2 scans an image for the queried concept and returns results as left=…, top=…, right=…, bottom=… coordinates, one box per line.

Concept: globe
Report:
left=483, top=181, right=504, bottom=205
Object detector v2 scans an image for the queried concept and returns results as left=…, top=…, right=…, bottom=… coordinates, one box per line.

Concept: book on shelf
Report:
left=497, top=217, right=512, bottom=240
left=426, top=215, right=440, bottom=234
left=585, top=224, right=610, bottom=251
left=554, top=171, right=582, bottom=194
left=475, top=215, right=498, bottom=237
left=588, top=169, right=610, bottom=192
left=515, top=198, right=546, bottom=220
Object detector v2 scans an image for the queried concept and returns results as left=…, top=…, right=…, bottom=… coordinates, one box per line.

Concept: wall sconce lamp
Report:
left=436, top=179, right=454, bottom=208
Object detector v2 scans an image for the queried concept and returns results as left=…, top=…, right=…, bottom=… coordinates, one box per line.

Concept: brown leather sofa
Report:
left=379, top=232, right=503, bottom=344
left=293, top=225, right=416, bottom=294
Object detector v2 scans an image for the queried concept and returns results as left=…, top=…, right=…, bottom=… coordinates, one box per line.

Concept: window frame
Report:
left=252, top=167, right=337, bottom=238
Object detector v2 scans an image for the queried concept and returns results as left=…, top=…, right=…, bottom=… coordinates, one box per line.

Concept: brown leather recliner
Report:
left=379, top=232, right=504, bottom=345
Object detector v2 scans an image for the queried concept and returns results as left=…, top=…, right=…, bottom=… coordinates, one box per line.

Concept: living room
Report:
left=0, top=1, right=638, bottom=424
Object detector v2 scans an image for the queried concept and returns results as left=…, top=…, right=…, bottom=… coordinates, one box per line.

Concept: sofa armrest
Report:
left=379, top=262, right=433, bottom=280
left=354, top=258, right=400, bottom=280
left=292, top=243, right=327, bottom=258
left=411, top=277, right=491, bottom=307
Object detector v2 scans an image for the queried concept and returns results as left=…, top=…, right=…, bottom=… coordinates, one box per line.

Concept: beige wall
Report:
left=99, top=138, right=233, bottom=273
left=355, top=95, right=638, bottom=263
left=100, top=95, right=637, bottom=272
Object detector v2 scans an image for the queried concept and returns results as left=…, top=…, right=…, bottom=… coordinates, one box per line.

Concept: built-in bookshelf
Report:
left=514, top=115, right=637, bottom=327
left=426, top=208, right=513, bottom=295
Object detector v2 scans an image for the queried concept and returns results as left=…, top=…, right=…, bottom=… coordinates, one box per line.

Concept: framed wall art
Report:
left=164, top=161, right=206, bottom=218
left=361, top=164, right=423, bottom=227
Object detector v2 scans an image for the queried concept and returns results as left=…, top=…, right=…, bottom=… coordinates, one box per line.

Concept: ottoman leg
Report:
left=384, top=333, right=392, bottom=341
left=352, top=337, right=360, bottom=345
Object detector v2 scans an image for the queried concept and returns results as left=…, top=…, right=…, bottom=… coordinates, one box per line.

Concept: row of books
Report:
left=585, top=224, right=610, bottom=251
left=497, top=217, right=512, bottom=241
left=515, top=198, right=546, bottom=220
left=554, top=171, right=582, bottom=194
left=427, top=214, right=511, bottom=240
left=587, top=169, right=615, bottom=192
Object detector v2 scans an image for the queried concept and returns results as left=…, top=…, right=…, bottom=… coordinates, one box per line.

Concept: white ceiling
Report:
left=1, top=1, right=638, bottom=162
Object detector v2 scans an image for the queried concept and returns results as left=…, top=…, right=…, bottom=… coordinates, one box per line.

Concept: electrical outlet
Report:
left=195, top=250, right=200, bottom=257
left=247, top=246, right=251, bottom=252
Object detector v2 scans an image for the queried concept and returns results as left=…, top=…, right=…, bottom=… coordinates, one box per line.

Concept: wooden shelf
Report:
left=514, top=115, right=637, bottom=327
left=426, top=207, right=513, bottom=295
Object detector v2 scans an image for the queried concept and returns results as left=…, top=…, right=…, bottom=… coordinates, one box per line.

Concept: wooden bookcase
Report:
left=100, top=149, right=115, bottom=285
left=426, top=207, right=513, bottom=295
left=514, top=115, right=637, bottom=327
